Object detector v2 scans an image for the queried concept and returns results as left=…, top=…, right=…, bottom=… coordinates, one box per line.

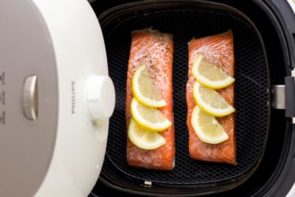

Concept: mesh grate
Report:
left=102, top=8, right=270, bottom=185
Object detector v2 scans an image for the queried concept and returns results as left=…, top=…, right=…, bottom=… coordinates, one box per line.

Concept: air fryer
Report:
left=90, top=0, right=295, bottom=197
left=0, top=0, right=294, bottom=197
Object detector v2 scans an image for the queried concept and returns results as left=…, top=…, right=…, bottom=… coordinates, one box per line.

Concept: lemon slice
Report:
left=192, top=54, right=235, bottom=89
left=128, top=119, right=166, bottom=150
left=193, top=81, right=235, bottom=117
left=191, top=106, right=229, bottom=144
left=132, top=64, right=166, bottom=107
left=131, top=98, right=172, bottom=131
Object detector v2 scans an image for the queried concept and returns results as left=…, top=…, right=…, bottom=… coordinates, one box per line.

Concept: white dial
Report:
left=86, top=75, right=115, bottom=120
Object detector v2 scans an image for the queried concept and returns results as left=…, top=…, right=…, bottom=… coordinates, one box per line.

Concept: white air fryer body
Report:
left=0, top=0, right=115, bottom=196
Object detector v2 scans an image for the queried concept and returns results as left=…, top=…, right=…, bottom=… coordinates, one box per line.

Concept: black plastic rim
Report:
left=99, top=0, right=271, bottom=195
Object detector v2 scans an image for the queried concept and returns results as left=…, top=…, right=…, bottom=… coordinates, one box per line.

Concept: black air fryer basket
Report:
left=92, top=0, right=295, bottom=196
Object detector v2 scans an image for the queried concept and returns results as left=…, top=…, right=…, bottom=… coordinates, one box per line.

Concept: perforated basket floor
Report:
left=101, top=3, right=270, bottom=185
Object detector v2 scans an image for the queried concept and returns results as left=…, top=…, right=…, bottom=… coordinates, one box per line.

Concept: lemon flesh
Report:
left=128, top=119, right=166, bottom=150
left=191, top=106, right=229, bottom=144
left=131, top=98, right=172, bottom=131
left=192, top=54, right=235, bottom=89
left=193, top=81, right=235, bottom=117
left=132, top=65, right=166, bottom=107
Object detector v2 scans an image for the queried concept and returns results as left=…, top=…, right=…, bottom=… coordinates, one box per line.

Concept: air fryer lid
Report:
left=0, top=0, right=115, bottom=196
left=0, top=1, right=58, bottom=196
left=99, top=0, right=270, bottom=195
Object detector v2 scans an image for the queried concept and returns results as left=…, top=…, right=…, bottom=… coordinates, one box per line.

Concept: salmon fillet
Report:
left=187, top=31, right=236, bottom=165
left=126, top=29, right=175, bottom=170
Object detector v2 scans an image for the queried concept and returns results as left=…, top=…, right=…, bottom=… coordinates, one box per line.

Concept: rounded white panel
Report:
left=31, top=0, right=113, bottom=196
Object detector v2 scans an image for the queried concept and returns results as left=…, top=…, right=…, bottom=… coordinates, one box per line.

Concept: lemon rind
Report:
left=191, top=106, right=229, bottom=144
left=192, top=54, right=235, bottom=89
left=132, top=65, right=167, bottom=108
left=128, top=119, right=166, bottom=150
left=131, top=99, right=172, bottom=131
left=193, top=82, right=235, bottom=117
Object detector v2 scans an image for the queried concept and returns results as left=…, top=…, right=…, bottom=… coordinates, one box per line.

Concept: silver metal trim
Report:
left=144, top=181, right=152, bottom=188
left=22, top=75, right=38, bottom=120
left=272, top=85, right=286, bottom=110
